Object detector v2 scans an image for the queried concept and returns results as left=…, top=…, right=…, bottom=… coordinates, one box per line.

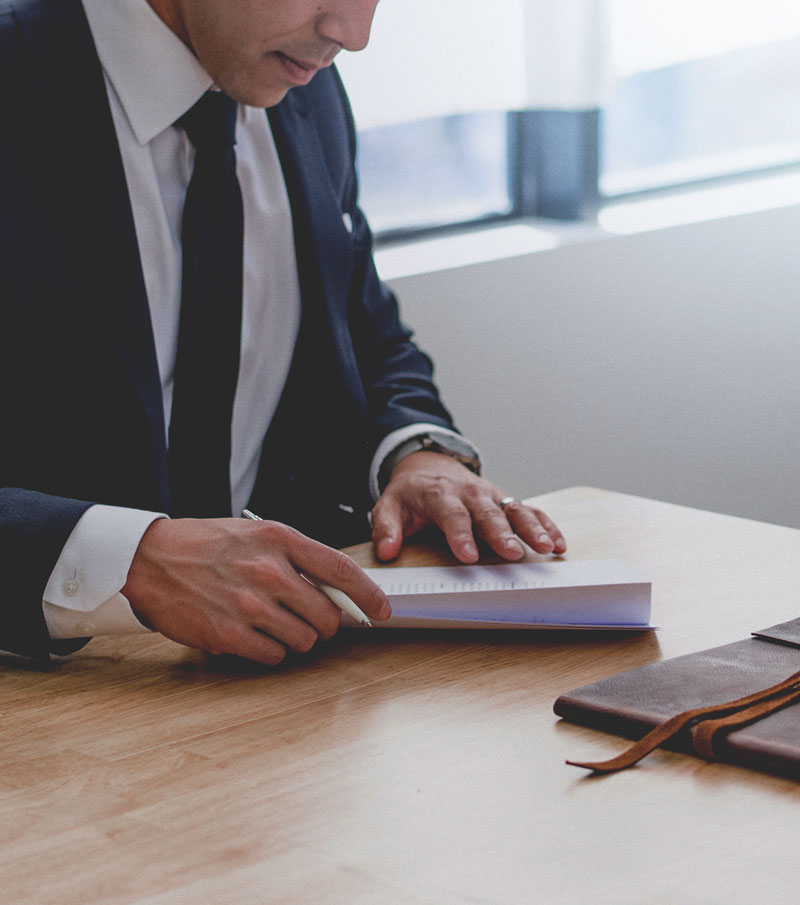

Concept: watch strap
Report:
left=378, top=431, right=481, bottom=490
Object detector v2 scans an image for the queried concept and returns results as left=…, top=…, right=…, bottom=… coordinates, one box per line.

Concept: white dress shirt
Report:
left=44, top=0, right=474, bottom=640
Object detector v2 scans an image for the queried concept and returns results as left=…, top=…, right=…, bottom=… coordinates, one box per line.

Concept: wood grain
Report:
left=4, top=486, right=800, bottom=905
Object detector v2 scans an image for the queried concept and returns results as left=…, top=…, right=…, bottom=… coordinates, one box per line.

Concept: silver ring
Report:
left=498, top=496, right=517, bottom=511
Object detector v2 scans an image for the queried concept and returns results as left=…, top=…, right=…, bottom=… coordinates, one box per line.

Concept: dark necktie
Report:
left=168, top=91, right=244, bottom=518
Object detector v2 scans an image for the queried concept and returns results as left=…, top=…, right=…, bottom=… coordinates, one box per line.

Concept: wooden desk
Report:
left=4, top=486, right=800, bottom=905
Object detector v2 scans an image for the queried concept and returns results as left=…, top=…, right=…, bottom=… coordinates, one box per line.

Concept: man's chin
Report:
left=252, top=86, right=293, bottom=109
left=209, top=70, right=293, bottom=108
left=223, top=85, right=292, bottom=108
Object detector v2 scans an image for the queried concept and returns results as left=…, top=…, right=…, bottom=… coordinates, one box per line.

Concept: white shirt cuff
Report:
left=368, top=423, right=481, bottom=501
left=43, top=504, right=167, bottom=639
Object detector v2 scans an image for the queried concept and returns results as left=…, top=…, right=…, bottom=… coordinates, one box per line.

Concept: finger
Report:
left=471, top=501, right=526, bottom=560
left=293, top=540, right=392, bottom=622
left=273, top=574, right=344, bottom=642
left=247, top=521, right=391, bottom=622
left=245, top=554, right=340, bottom=642
left=292, top=577, right=343, bottom=640
left=216, top=622, right=290, bottom=666
left=425, top=495, right=480, bottom=563
left=530, top=507, right=567, bottom=553
left=370, top=492, right=408, bottom=562
left=247, top=586, right=335, bottom=651
left=503, top=502, right=558, bottom=554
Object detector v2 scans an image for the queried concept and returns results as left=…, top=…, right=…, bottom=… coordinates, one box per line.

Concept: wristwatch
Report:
left=378, top=431, right=481, bottom=490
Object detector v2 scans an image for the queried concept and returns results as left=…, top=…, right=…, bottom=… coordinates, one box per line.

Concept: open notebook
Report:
left=347, top=560, right=652, bottom=630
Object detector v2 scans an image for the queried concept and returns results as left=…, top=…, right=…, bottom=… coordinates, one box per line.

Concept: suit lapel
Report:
left=268, top=89, right=359, bottom=369
left=18, top=0, right=169, bottom=507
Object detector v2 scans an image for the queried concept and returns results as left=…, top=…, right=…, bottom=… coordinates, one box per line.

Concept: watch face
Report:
left=426, top=432, right=465, bottom=453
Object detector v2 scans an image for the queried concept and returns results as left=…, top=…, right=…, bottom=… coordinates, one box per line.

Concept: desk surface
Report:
left=4, top=486, right=800, bottom=905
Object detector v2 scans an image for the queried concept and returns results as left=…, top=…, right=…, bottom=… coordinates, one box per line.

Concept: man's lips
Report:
left=275, top=52, right=327, bottom=85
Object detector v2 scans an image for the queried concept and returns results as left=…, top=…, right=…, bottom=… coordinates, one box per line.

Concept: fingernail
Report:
left=505, top=536, right=524, bottom=554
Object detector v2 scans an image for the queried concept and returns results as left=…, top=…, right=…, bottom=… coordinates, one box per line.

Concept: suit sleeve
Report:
left=0, top=7, right=91, bottom=657
left=0, top=489, right=93, bottom=658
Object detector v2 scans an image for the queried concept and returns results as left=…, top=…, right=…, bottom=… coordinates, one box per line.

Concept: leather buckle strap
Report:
left=567, top=667, right=800, bottom=774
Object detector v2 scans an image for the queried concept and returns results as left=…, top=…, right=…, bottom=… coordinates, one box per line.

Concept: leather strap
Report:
left=567, top=666, right=800, bottom=774
left=691, top=684, right=800, bottom=758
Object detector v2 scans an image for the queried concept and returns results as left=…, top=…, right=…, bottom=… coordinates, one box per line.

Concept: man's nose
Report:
left=318, top=0, right=380, bottom=53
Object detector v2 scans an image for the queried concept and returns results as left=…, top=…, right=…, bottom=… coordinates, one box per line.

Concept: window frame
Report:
left=364, top=39, right=800, bottom=245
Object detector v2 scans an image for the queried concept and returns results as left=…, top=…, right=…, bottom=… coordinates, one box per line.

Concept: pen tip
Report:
left=362, top=619, right=373, bottom=628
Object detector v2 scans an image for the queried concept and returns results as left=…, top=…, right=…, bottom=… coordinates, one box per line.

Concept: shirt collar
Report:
left=81, top=0, right=213, bottom=145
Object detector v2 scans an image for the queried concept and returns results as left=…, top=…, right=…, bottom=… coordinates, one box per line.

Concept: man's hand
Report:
left=371, top=451, right=567, bottom=563
left=123, top=518, right=391, bottom=665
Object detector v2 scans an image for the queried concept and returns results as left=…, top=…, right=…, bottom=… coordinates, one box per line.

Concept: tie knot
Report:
left=179, top=90, right=238, bottom=152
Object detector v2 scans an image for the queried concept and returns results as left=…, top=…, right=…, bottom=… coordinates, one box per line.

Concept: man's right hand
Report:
left=122, top=518, right=391, bottom=664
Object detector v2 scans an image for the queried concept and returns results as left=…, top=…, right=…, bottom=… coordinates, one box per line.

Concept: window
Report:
left=338, top=1, right=800, bottom=238
left=336, top=0, right=534, bottom=238
left=355, top=113, right=511, bottom=239
left=602, top=1, right=800, bottom=195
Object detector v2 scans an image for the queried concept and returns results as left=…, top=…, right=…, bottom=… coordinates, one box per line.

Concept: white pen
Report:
left=241, top=509, right=373, bottom=627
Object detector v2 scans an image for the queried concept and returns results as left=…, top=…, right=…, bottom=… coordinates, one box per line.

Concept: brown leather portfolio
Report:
left=553, top=617, right=800, bottom=779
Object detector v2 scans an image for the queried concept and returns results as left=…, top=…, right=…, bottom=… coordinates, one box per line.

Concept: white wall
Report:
left=381, top=203, right=800, bottom=528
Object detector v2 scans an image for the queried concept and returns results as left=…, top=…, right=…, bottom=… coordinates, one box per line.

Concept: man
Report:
left=0, top=0, right=566, bottom=664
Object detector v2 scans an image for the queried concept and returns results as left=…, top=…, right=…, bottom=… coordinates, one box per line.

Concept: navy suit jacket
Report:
left=0, top=0, right=456, bottom=657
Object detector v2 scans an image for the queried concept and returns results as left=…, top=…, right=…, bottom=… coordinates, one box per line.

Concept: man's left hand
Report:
left=371, top=451, right=567, bottom=563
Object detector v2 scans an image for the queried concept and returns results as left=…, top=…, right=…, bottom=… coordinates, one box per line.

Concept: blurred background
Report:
left=336, top=1, right=800, bottom=528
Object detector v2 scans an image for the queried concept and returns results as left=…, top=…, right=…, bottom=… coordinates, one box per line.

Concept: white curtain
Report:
left=336, top=0, right=612, bottom=130
left=611, top=0, right=800, bottom=76
left=337, top=1, right=800, bottom=130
